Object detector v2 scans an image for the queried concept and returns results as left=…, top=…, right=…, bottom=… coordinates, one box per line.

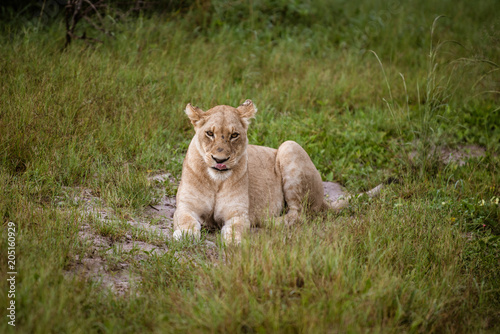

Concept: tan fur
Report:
left=173, top=100, right=381, bottom=244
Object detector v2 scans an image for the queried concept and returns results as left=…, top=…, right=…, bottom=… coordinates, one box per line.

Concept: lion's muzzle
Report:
left=211, top=155, right=230, bottom=171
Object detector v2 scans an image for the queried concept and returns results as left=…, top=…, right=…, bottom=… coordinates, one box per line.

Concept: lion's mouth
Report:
left=212, top=163, right=229, bottom=171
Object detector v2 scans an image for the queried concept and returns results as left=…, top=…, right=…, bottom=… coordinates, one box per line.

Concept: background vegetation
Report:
left=0, top=0, right=499, bottom=332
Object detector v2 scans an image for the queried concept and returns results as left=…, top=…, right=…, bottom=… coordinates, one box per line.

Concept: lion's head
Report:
left=185, top=99, right=257, bottom=181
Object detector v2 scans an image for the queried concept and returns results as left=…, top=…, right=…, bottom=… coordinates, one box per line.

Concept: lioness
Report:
left=173, top=100, right=382, bottom=243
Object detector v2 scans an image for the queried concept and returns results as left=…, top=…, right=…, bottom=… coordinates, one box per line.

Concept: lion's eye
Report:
left=230, top=133, right=239, bottom=139
left=206, top=131, right=214, bottom=137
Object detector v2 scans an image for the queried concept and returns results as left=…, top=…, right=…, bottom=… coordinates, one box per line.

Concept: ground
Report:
left=66, top=146, right=488, bottom=295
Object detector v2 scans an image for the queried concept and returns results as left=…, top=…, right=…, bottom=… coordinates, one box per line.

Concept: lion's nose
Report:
left=212, top=155, right=229, bottom=164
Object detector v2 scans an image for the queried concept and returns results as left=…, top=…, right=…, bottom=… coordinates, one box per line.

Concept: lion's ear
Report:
left=185, top=103, right=205, bottom=128
left=236, top=99, right=257, bottom=127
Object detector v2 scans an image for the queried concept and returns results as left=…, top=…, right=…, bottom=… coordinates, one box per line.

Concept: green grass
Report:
left=1, top=0, right=499, bottom=332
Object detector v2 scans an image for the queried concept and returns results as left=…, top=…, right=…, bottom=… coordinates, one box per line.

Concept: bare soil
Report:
left=409, top=144, right=487, bottom=166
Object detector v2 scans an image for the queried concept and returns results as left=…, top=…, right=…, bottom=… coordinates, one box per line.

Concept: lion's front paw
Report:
left=173, top=229, right=200, bottom=241
left=273, top=209, right=299, bottom=227
left=221, top=225, right=242, bottom=245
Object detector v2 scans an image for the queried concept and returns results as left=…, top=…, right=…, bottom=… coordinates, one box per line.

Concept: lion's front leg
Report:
left=173, top=209, right=202, bottom=241
left=221, top=215, right=250, bottom=244
left=216, top=185, right=250, bottom=244
left=173, top=175, right=215, bottom=241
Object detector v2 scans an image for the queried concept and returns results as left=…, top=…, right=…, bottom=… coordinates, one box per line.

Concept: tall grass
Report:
left=371, top=15, right=499, bottom=178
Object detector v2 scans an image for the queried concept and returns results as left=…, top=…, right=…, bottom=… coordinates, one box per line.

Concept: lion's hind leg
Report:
left=275, top=141, right=325, bottom=226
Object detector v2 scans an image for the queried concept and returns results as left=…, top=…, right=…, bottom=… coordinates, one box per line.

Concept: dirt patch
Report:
left=67, top=255, right=135, bottom=295
left=144, top=196, right=176, bottom=224
left=323, top=181, right=346, bottom=201
left=440, top=145, right=486, bottom=166
left=63, top=174, right=177, bottom=295
left=149, top=172, right=177, bottom=185
left=410, top=144, right=487, bottom=166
